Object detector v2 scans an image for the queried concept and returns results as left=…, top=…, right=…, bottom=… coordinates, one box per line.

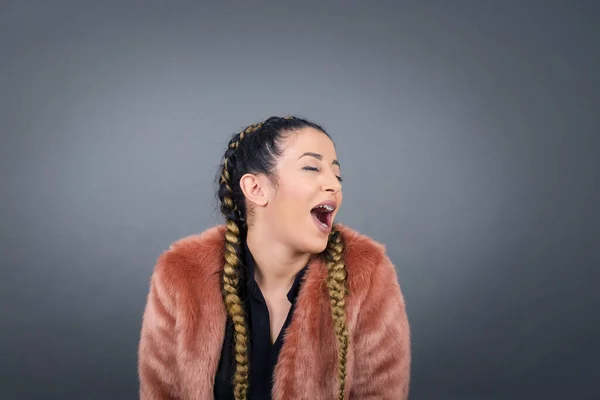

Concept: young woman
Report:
left=138, top=116, right=411, bottom=399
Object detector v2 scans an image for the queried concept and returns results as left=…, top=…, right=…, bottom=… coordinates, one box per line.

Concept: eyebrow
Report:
left=298, top=152, right=340, bottom=167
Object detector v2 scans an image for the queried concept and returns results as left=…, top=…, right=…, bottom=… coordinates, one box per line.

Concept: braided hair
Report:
left=216, top=116, right=349, bottom=400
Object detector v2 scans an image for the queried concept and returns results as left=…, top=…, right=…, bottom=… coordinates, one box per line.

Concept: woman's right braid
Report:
left=325, top=229, right=350, bottom=400
left=219, top=121, right=263, bottom=400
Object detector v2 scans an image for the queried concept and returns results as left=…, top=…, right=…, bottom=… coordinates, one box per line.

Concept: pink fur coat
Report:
left=138, top=224, right=411, bottom=399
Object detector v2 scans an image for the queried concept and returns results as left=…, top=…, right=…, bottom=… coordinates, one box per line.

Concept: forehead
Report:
left=279, top=127, right=337, bottom=160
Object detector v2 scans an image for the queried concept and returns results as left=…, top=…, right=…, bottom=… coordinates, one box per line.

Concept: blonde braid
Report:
left=219, top=121, right=264, bottom=400
left=325, top=229, right=350, bottom=400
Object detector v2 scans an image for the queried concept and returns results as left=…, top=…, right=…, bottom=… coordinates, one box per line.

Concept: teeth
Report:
left=314, top=204, right=334, bottom=212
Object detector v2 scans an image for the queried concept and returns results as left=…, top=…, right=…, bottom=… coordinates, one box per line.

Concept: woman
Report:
left=138, top=116, right=411, bottom=399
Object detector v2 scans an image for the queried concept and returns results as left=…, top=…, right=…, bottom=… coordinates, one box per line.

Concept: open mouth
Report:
left=310, top=204, right=335, bottom=231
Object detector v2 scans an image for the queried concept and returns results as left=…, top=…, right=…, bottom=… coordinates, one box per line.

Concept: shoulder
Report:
left=150, top=225, right=226, bottom=291
left=336, top=224, right=399, bottom=294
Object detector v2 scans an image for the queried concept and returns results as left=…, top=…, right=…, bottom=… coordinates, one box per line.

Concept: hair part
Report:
left=216, top=116, right=348, bottom=400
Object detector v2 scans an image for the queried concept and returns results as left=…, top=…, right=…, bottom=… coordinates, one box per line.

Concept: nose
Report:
left=323, top=171, right=342, bottom=194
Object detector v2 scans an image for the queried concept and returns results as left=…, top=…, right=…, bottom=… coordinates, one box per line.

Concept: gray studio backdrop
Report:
left=1, top=1, right=598, bottom=399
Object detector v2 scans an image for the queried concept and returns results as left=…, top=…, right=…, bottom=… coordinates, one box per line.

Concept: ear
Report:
left=239, top=173, right=269, bottom=207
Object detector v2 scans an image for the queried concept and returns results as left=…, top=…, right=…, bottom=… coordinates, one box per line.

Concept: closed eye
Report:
left=302, top=166, right=343, bottom=182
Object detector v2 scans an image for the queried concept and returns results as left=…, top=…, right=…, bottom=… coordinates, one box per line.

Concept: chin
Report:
left=313, top=242, right=329, bottom=255
left=291, top=236, right=326, bottom=256
left=294, top=221, right=335, bottom=255
left=305, top=234, right=330, bottom=255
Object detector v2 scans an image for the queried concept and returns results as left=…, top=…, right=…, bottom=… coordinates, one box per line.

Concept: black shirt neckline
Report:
left=242, top=241, right=308, bottom=309
left=212, top=242, right=310, bottom=399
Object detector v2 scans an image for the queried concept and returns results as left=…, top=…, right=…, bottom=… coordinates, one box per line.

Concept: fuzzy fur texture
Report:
left=138, top=224, right=411, bottom=399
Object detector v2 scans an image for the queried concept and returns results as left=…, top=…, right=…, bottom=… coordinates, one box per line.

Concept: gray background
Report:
left=1, top=0, right=598, bottom=399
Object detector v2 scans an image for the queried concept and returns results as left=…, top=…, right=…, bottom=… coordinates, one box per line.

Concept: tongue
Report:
left=312, top=210, right=328, bottom=225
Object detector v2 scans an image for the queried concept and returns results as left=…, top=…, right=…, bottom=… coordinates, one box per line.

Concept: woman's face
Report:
left=259, top=127, right=343, bottom=254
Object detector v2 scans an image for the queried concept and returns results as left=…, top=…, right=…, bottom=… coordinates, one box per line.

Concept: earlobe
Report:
left=240, top=173, right=268, bottom=207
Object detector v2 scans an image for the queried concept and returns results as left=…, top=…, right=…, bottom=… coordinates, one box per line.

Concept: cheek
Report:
left=276, top=181, right=314, bottom=217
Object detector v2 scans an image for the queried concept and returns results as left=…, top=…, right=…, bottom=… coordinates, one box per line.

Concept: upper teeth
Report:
left=315, top=205, right=334, bottom=212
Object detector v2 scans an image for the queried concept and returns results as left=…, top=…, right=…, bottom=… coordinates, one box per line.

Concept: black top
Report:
left=214, top=242, right=309, bottom=400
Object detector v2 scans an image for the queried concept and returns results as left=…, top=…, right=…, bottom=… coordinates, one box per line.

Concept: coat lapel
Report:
left=272, top=255, right=341, bottom=399
left=173, top=226, right=229, bottom=399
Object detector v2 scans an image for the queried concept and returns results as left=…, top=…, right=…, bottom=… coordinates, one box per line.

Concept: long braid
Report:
left=219, top=121, right=263, bottom=400
left=325, top=229, right=350, bottom=400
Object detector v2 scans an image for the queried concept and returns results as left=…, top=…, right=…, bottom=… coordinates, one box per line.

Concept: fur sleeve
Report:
left=350, top=255, right=411, bottom=399
left=138, top=257, right=180, bottom=399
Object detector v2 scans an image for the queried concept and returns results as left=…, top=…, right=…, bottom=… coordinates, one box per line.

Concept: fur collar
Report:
left=138, top=223, right=411, bottom=399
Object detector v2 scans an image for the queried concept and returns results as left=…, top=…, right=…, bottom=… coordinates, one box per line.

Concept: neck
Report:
left=245, top=224, right=312, bottom=296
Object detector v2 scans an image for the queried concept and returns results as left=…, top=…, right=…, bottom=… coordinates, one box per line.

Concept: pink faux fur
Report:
left=138, top=224, right=411, bottom=399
